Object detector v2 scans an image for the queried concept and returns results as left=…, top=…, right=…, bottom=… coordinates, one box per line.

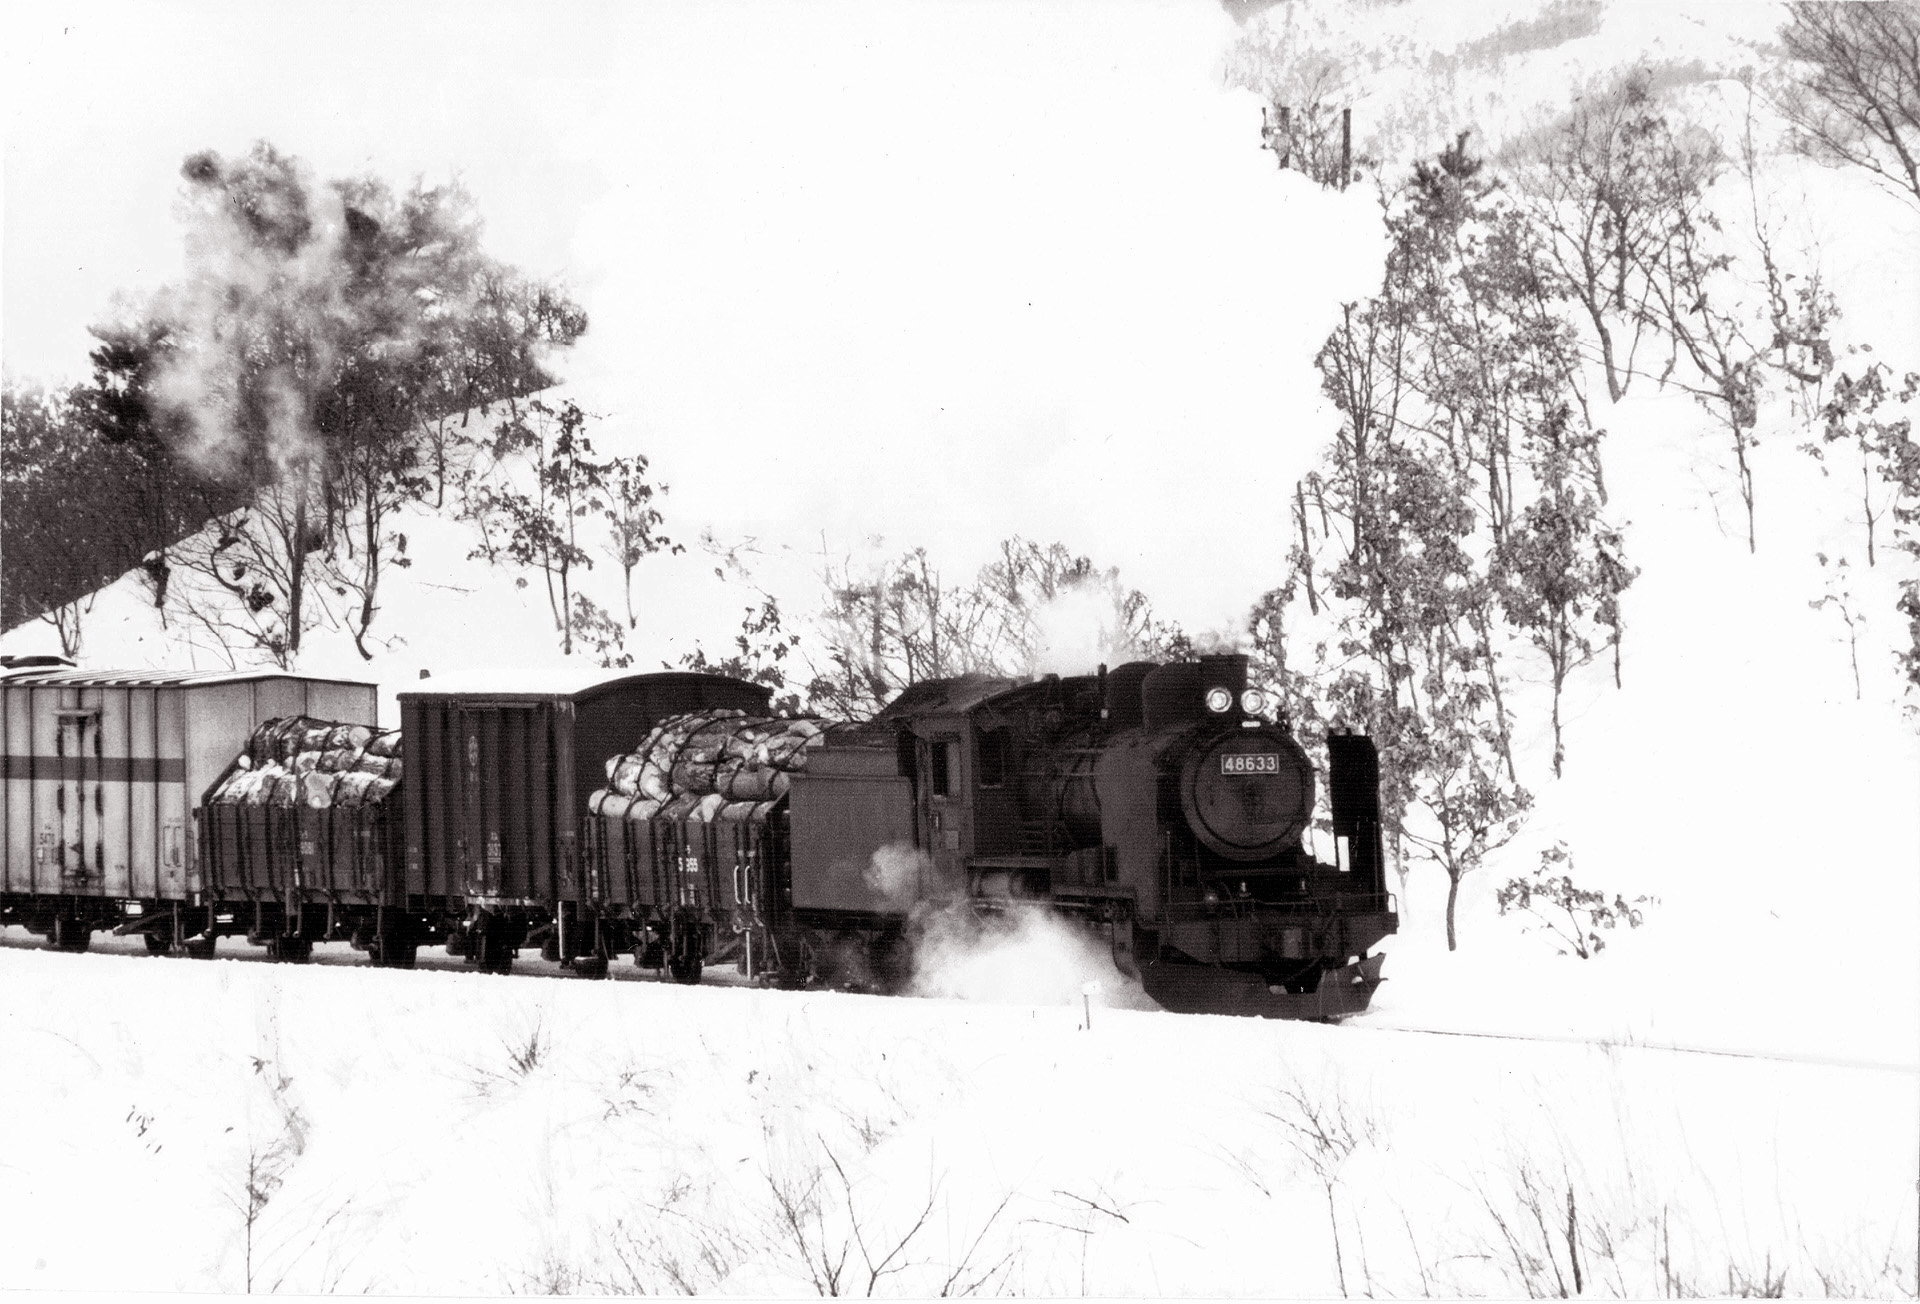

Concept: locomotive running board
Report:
left=1139, top=952, right=1385, bottom=1021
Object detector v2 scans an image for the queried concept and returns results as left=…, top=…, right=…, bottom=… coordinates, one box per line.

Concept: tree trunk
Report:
left=1864, top=456, right=1877, bottom=566
left=1295, top=481, right=1321, bottom=615
left=288, top=484, right=308, bottom=660
left=1445, top=869, right=1460, bottom=952
left=1734, top=428, right=1756, bottom=553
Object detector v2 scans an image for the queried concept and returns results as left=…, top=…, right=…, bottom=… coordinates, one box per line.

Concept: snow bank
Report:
left=0, top=940, right=1910, bottom=1296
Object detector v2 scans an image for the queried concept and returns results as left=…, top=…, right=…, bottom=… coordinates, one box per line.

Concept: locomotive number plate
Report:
left=1222, top=753, right=1280, bottom=775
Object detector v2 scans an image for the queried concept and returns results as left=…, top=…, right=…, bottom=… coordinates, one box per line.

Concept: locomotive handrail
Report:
left=1162, top=891, right=1396, bottom=920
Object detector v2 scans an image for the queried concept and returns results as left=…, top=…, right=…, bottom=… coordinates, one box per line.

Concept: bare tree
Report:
left=463, top=398, right=631, bottom=656
left=1510, top=68, right=1722, bottom=405
left=807, top=537, right=1182, bottom=719
left=36, top=594, right=95, bottom=660
left=169, top=488, right=332, bottom=669
left=1809, top=554, right=1866, bottom=698
left=604, top=453, right=673, bottom=629
left=1777, top=2, right=1920, bottom=211
left=1265, top=1077, right=1379, bottom=1297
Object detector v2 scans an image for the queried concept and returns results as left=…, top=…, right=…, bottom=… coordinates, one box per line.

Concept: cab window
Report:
left=930, top=739, right=956, bottom=797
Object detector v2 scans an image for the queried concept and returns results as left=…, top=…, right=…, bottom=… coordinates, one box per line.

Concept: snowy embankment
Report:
left=0, top=936, right=1911, bottom=1297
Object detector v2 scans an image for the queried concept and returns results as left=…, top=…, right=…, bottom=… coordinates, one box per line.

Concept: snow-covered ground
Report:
left=0, top=926, right=1911, bottom=1297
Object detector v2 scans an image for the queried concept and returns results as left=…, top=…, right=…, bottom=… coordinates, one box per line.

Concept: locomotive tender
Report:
left=0, top=652, right=1395, bottom=1019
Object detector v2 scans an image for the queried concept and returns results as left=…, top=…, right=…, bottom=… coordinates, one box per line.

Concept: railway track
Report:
left=0, top=926, right=761, bottom=990
left=7, top=926, right=1905, bottom=1075
left=1347, top=1016, right=1918, bottom=1075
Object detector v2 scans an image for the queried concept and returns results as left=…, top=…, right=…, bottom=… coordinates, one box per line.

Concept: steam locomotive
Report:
left=0, top=652, right=1395, bottom=1019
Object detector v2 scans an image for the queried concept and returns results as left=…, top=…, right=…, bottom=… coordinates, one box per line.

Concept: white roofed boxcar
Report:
left=0, top=661, right=376, bottom=904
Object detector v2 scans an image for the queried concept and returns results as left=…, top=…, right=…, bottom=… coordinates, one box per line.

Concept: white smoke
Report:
left=136, top=149, right=469, bottom=486
left=858, top=842, right=1160, bottom=1010
left=147, top=162, right=354, bottom=479
left=862, top=842, right=929, bottom=907
left=907, top=903, right=1158, bottom=1013
left=1025, top=584, right=1151, bottom=678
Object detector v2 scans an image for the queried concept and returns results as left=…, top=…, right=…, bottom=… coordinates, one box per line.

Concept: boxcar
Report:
left=0, top=663, right=377, bottom=949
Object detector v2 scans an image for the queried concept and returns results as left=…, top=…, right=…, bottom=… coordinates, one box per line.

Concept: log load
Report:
left=587, top=710, right=828, bottom=825
left=205, top=716, right=403, bottom=810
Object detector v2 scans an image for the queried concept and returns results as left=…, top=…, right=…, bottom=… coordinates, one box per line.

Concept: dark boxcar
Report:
left=400, top=671, right=771, bottom=905
left=1, top=666, right=377, bottom=904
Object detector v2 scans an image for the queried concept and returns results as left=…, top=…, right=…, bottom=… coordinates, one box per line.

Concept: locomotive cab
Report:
left=788, top=653, right=1395, bottom=1016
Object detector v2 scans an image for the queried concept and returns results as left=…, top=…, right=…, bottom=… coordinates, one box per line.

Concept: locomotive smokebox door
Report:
left=1179, top=729, right=1315, bottom=861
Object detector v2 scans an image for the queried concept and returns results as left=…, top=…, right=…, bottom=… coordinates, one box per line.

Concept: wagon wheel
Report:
left=182, top=935, right=217, bottom=960
left=472, top=914, right=515, bottom=975
left=143, top=921, right=175, bottom=955
left=666, top=920, right=703, bottom=984
left=569, top=917, right=613, bottom=979
left=268, top=936, right=313, bottom=964
left=368, top=930, right=418, bottom=969
left=49, top=918, right=91, bottom=952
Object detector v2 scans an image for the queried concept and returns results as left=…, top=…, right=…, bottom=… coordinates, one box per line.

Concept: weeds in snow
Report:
left=505, top=1016, right=549, bottom=1077
left=464, top=1010, right=556, bottom=1096
left=755, top=1127, right=1020, bottom=1296
left=599, top=1063, right=659, bottom=1121
left=1227, top=1069, right=1384, bottom=1297
left=221, top=1055, right=309, bottom=1293
left=1020, top=1183, right=1137, bottom=1296
left=1463, top=1135, right=1918, bottom=1299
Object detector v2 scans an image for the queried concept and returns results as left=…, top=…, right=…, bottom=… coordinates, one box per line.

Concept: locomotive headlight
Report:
left=1240, top=689, right=1267, bottom=716
left=1205, top=687, right=1233, bottom=713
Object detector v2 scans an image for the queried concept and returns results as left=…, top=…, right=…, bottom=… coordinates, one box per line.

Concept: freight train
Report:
left=0, top=652, right=1395, bottom=1018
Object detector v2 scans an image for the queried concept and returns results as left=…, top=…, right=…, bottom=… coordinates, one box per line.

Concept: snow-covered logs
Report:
left=206, top=716, right=403, bottom=810
left=588, top=710, right=826, bottom=825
